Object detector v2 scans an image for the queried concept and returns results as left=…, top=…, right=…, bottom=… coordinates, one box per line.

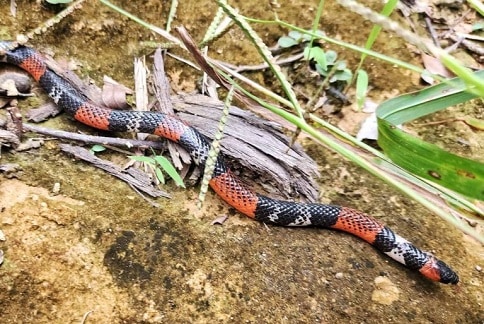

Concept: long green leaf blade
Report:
left=377, top=71, right=484, bottom=199
left=154, top=155, right=186, bottom=188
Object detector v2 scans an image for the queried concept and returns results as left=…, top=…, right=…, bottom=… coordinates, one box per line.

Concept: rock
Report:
left=371, top=276, right=400, bottom=305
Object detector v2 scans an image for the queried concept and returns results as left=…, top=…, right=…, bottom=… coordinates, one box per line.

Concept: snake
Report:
left=0, top=41, right=459, bottom=284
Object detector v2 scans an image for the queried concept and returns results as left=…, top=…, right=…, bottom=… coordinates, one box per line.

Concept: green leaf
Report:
left=361, top=0, right=398, bottom=62
left=356, top=69, right=369, bottom=109
left=313, top=51, right=327, bottom=69
left=303, top=46, right=309, bottom=60
left=153, top=155, right=186, bottom=188
left=325, top=50, right=337, bottom=65
left=439, top=52, right=484, bottom=96
left=129, top=155, right=155, bottom=165
left=288, top=30, right=302, bottom=40
left=301, top=29, right=323, bottom=41
left=472, top=21, right=484, bottom=31
left=378, top=120, right=484, bottom=200
left=464, top=117, right=484, bottom=130
left=314, top=30, right=326, bottom=38
left=90, top=144, right=106, bottom=153
left=334, top=61, right=347, bottom=70
left=315, top=63, right=328, bottom=76
left=155, top=168, right=165, bottom=184
left=278, top=36, right=299, bottom=48
left=304, top=47, right=327, bottom=70
left=330, top=69, right=352, bottom=83
left=377, top=71, right=484, bottom=124
left=377, top=71, right=484, bottom=200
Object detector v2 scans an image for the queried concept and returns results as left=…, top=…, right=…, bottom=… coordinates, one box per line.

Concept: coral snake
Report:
left=0, top=41, right=459, bottom=284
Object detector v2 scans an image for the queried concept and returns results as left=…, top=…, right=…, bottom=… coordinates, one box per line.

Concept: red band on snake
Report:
left=0, top=42, right=459, bottom=284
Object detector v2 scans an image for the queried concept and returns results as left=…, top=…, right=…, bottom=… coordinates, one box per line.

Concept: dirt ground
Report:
left=0, top=0, right=482, bottom=323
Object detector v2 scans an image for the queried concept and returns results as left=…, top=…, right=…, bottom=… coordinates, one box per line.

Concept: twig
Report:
left=176, top=26, right=296, bottom=131
left=215, top=52, right=305, bottom=73
left=424, top=16, right=440, bottom=48
left=128, top=183, right=161, bottom=207
left=22, top=123, right=165, bottom=149
left=80, top=310, right=93, bottom=324
left=447, top=34, right=484, bottom=57
left=153, top=50, right=175, bottom=114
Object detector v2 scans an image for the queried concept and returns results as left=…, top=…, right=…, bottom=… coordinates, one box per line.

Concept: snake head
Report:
left=419, top=256, right=459, bottom=284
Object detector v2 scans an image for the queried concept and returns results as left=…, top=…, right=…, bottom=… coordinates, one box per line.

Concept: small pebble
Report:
left=52, top=182, right=61, bottom=194
left=335, top=272, right=344, bottom=279
left=476, top=265, right=482, bottom=272
left=211, top=215, right=228, bottom=225
left=0, top=230, right=5, bottom=241
left=0, top=250, right=3, bottom=265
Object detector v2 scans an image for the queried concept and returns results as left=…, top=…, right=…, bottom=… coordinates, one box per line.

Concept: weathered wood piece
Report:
left=151, top=49, right=191, bottom=168
left=173, top=94, right=320, bottom=202
left=23, top=123, right=165, bottom=150
left=59, top=143, right=170, bottom=199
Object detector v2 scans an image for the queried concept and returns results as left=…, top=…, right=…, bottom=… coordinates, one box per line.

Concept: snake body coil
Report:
left=0, top=42, right=459, bottom=284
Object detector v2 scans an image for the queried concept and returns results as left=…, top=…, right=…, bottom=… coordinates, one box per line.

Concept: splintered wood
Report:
left=173, top=94, right=320, bottom=202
